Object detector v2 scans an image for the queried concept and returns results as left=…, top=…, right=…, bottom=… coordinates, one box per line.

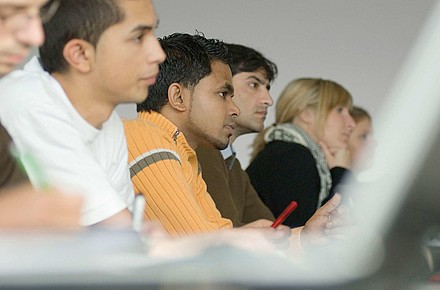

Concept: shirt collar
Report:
left=221, top=143, right=236, bottom=170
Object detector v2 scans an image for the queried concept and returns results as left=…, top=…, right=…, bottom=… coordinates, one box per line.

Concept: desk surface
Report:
left=0, top=228, right=436, bottom=290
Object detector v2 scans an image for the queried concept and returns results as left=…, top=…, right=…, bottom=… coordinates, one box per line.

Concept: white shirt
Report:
left=0, top=57, right=134, bottom=226
left=220, top=143, right=236, bottom=170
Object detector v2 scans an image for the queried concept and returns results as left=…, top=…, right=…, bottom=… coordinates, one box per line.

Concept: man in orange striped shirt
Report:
left=124, top=33, right=345, bottom=250
left=125, top=33, right=293, bottom=239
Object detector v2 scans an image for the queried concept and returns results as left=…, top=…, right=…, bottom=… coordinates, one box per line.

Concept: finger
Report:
left=241, top=219, right=273, bottom=229
left=268, top=229, right=291, bottom=251
left=260, top=226, right=290, bottom=241
left=325, top=226, right=354, bottom=237
left=273, top=224, right=292, bottom=239
left=140, top=221, right=170, bottom=239
left=327, top=216, right=351, bottom=229
left=318, top=193, right=341, bottom=215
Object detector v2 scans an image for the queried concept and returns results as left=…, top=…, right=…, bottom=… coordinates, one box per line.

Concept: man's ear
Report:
left=62, top=39, right=94, bottom=73
left=167, top=83, right=188, bottom=112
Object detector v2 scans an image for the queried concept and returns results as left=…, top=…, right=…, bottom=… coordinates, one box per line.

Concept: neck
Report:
left=230, top=125, right=252, bottom=144
left=160, top=106, right=199, bottom=150
left=292, top=120, right=319, bottom=143
left=230, top=133, right=238, bottom=144
left=181, top=130, right=199, bottom=150
left=53, top=73, right=115, bottom=129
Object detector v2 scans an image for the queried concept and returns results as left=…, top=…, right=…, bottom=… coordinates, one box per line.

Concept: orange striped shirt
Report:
left=124, top=111, right=232, bottom=237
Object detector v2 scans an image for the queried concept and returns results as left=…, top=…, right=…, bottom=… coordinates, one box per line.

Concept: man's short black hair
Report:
left=226, top=43, right=278, bottom=83
left=39, top=0, right=124, bottom=73
left=137, top=32, right=231, bottom=113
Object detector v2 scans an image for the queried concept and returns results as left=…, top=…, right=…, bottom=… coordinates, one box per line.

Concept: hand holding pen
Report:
left=271, top=201, right=298, bottom=228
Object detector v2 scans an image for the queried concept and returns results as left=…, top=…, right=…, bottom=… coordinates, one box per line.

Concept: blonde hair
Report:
left=251, top=78, right=353, bottom=160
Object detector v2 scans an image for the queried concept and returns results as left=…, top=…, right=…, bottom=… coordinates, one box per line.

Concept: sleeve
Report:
left=246, top=141, right=321, bottom=228
left=0, top=84, right=129, bottom=226
left=231, top=159, right=275, bottom=224
left=197, top=147, right=242, bottom=226
left=320, top=166, right=352, bottom=205
left=0, top=123, right=29, bottom=188
left=125, top=122, right=231, bottom=238
left=330, top=166, right=350, bottom=188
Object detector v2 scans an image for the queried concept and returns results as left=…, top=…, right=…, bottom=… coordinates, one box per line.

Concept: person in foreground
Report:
left=0, top=0, right=165, bottom=227
left=0, top=0, right=82, bottom=229
left=196, top=43, right=277, bottom=226
left=247, top=78, right=356, bottom=228
left=125, top=33, right=348, bottom=252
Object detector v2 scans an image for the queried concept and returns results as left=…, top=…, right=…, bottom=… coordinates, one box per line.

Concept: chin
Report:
left=214, top=139, right=229, bottom=150
left=134, top=94, right=148, bottom=104
left=215, top=143, right=228, bottom=150
left=0, top=65, right=14, bottom=77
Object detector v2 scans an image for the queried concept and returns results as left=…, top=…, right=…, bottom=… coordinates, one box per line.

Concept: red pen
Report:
left=271, top=201, right=298, bottom=228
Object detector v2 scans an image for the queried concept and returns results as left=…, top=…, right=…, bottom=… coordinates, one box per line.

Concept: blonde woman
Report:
left=246, top=78, right=355, bottom=227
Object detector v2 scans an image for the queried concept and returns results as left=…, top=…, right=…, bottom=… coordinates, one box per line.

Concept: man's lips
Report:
left=225, top=123, right=236, bottom=132
left=141, top=76, right=157, bottom=85
left=140, top=71, right=159, bottom=85
left=256, top=110, right=267, bottom=118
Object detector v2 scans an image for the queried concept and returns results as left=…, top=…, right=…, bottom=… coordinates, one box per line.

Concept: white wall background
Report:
left=116, top=0, right=437, bottom=169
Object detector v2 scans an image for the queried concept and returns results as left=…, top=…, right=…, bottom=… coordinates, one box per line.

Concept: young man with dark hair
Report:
left=126, top=32, right=247, bottom=237
left=0, top=0, right=165, bottom=226
left=196, top=43, right=277, bottom=226
left=196, top=43, right=347, bottom=249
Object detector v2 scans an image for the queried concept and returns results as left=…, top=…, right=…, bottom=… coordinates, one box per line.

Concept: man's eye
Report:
left=249, top=83, right=258, bottom=89
left=134, top=34, right=145, bottom=43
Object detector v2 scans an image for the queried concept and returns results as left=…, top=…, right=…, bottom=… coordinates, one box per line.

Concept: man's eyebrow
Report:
left=221, top=82, right=234, bottom=95
left=0, top=5, right=28, bottom=13
left=247, top=75, right=271, bottom=89
left=247, top=75, right=265, bottom=84
left=130, top=20, right=159, bottom=33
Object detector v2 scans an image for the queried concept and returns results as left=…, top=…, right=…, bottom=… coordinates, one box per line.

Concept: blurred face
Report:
left=0, top=0, right=47, bottom=77
left=92, top=0, right=165, bottom=106
left=320, top=105, right=356, bottom=149
left=348, top=118, right=375, bottom=167
left=232, top=69, right=273, bottom=136
left=185, top=60, right=240, bottom=150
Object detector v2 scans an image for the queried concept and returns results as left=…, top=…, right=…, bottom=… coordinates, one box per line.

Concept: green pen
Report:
left=9, top=144, right=50, bottom=190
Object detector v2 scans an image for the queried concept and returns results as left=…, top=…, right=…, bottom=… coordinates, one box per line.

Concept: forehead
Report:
left=116, top=0, right=157, bottom=25
left=233, top=68, right=269, bottom=83
left=201, top=60, right=232, bottom=84
left=356, top=118, right=372, bottom=128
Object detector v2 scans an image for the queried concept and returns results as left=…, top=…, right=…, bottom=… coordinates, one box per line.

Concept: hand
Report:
left=320, top=141, right=351, bottom=169
left=300, top=194, right=352, bottom=250
left=0, top=183, right=82, bottom=230
left=241, top=219, right=291, bottom=250
left=139, top=220, right=170, bottom=240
